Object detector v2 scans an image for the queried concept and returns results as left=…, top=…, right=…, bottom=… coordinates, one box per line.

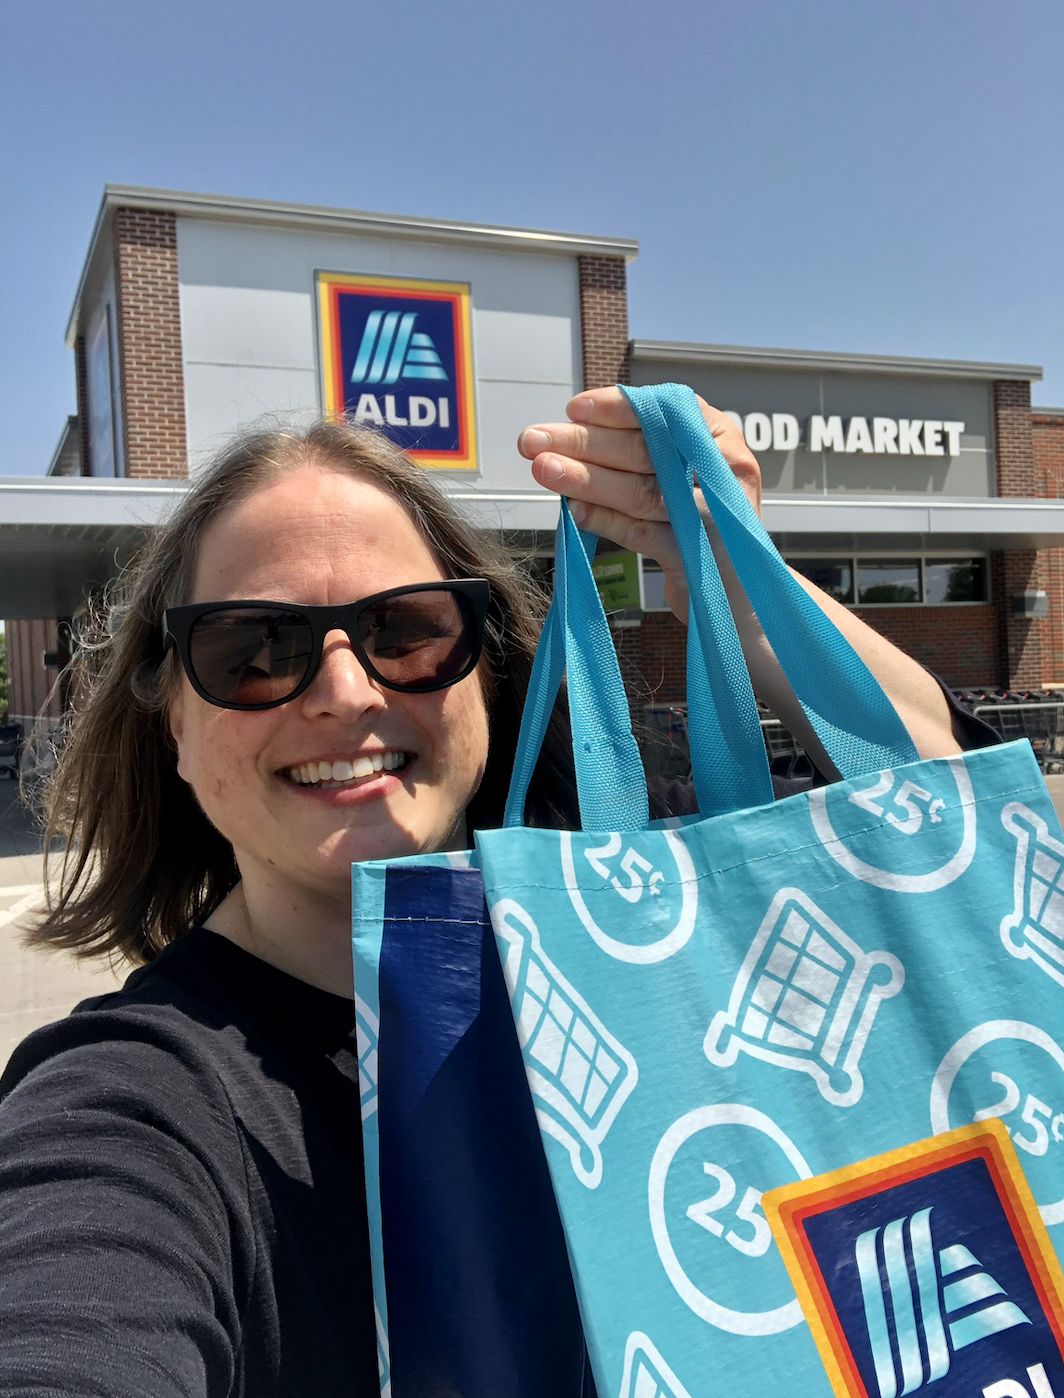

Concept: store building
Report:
left=4, top=183, right=1064, bottom=733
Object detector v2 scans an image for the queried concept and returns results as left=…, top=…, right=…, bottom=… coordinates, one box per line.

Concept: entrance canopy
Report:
left=2, top=476, right=1063, bottom=618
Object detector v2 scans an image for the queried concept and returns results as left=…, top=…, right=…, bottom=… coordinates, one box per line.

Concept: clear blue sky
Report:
left=2, top=0, right=1062, bottom=475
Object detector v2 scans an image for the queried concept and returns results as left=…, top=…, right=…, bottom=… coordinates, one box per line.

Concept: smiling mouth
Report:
left=286, top=752, right=411, bottom=789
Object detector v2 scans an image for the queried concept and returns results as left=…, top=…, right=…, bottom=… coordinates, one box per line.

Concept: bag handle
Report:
left=623, top=383, right=918, bottom=781
left=502, top=383, right=918, bottom=830
left=502, top=502, right=651, bottom=831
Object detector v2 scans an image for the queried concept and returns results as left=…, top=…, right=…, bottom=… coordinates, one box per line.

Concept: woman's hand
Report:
left=517, top=386, right=758, bottom=624
left=517, top=386, right=963, bottom=764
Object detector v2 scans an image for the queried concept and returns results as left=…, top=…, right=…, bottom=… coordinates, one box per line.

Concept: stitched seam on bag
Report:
left=487, top=780, right=1052, bottom=887
left=380, top=916, right=487, bottom=926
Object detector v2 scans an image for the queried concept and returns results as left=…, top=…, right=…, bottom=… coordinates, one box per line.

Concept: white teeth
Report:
left=290, top=752, right=407, bottom=785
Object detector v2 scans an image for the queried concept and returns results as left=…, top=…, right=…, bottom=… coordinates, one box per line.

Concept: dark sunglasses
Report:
left=161, top=579, right=491, bottom=711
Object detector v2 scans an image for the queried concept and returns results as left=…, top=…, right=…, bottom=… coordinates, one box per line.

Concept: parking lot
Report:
left=0, top=779, right=126, bottom=1069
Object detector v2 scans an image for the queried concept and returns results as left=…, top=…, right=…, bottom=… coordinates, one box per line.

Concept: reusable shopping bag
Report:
left=351, top=849, right=590, bottom=1398
left=473, top=382, right=1064, bottom=1398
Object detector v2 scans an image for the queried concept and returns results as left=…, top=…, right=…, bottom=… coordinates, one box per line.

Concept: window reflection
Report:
left=924, top=558, right=987, bottom=604
left=787, top=558, right=854, bottom=604
left=856, top=559, right=921, bottom=605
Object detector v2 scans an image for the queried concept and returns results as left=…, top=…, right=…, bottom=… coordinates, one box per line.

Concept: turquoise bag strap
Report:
left=502, top=417, right=774, bottom=824
left=502, top=500, right=650, bottom=831
left=623, top=383, right=919, bottom=777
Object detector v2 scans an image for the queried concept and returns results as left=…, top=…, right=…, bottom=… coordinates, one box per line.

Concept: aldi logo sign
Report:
left=317, top=272, right=477, bottom=470
left=764, top=1122, right=1064, bottom=1398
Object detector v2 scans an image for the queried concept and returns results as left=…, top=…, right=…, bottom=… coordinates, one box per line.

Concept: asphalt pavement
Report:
left=0, top=778, right=127, bottom=1069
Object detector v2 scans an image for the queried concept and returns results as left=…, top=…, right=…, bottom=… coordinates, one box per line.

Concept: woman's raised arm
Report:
left=517, top=386, right=963, bottom=772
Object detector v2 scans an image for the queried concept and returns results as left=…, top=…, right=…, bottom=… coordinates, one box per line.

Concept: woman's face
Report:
left=168, top=463, right=490, bottom=900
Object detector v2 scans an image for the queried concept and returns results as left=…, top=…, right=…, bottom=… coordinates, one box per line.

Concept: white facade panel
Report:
left=473, top=307, right=577, bottom=386
left=177, top=217, right=583, bottom=490
left=469, top=379, right=578, bottom=494
left=182, top=363, right=319, bottom=470
left=179, top=284, right=317, bottom=370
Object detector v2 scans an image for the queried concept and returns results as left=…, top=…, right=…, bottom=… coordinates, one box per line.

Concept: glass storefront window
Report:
left=787, top=558, right=854, bottom=604
left=640, top=559, right=670, bottom=612
left=856, top=559, right=921, bottom=604
left=923, top=558, right=987, bottom=604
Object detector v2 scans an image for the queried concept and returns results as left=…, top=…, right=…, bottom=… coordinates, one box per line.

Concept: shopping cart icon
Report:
left=617, top=1331, right=693, bottom=1398
left=355, top=994, right=380, bottom=1121
left=490, top=897, right=638, bottom=1188
left=705, top=887, right=904, bottom=1107
left=1000, top=801, right=1064, bottom=988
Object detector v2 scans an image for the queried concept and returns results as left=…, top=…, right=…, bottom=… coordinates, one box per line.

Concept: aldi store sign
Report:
left=318, top=272, right=477, bottom=470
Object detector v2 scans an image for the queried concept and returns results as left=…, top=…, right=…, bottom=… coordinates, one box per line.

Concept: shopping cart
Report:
left=355, top=994, right=380, bottom=1120
left=705, top=887, right=904, bottom=1107
left=493, top=898, right=638, bottom=1188
left=1000, top=802, right=1064, bottom=988
left=618, top=1331, right=693, bottom=1398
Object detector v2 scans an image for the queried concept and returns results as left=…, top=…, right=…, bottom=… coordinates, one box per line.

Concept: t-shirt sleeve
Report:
left=0, top=1009, right=251, bottom=1398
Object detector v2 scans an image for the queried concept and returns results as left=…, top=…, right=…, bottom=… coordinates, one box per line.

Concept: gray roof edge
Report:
left=629, top=339, right=1043, bottom=383
left=66, top=184, right=638, bottom=342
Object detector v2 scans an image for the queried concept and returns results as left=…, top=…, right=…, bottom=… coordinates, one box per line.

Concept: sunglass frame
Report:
left=161, top=578, right=492, bottom=711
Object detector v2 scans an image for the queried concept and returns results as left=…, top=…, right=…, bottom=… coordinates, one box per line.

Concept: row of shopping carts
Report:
left=643, top=691, right=1064, bottom=779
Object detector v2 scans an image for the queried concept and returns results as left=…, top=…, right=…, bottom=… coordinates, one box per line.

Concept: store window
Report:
left=856, top=559, right=921, bottom=605
left=786, top=555, right=988, bottom=606
left=788, top=558, right=853, bottom=605
left=640, top=559, right=670, bottom=612
left=924, top=557, right=988, bottom=604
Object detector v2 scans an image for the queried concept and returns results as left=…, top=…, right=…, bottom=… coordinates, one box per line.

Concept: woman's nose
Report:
left=299, top=628, right=385, bottom=720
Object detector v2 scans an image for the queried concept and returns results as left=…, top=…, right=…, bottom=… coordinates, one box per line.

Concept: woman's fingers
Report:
left=565, top=387, right=641, bottom=429
left=518, top=422, right=652, bottom=477
left=519, top=391, right=762, bottom=515
left=529, top=453, right=669, bottom=523
left=564, top=500, right=681, bottom=573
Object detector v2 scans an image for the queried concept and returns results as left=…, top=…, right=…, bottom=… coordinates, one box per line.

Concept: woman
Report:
left=0, top=389, right=983, bottom=1396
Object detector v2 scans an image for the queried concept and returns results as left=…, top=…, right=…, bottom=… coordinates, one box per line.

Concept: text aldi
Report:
left=318, top=272, right=477, bottom=470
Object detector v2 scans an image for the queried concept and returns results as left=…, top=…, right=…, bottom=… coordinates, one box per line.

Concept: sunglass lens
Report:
left=188, top=609, right=313, bottom=707
left=359, top=591, right=476, bottom=690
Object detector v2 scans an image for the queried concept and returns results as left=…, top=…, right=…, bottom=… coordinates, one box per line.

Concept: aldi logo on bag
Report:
left=763, top=1122, right=1064, bottom=1398
left=317, top=271, right=477, bottom=470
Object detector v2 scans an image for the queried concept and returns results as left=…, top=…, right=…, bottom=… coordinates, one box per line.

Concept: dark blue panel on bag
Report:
left=378, top=864, right=588, bottom=1398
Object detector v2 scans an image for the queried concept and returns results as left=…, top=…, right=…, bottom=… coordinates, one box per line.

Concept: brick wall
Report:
left=111, top=207, right=187, bottom=478
left=1033, top=408, right=1064, bottom=683
left=619, top=601, right=1001, bottom=711
left=992, top=379, right=1046, bottom=686
left=578, top=255, right=630, bottom=390
left=852, top=605, right=998, bottom=687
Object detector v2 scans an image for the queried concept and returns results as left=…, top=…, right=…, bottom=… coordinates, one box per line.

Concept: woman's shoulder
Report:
left=1, top=927, right=353, bottom=1117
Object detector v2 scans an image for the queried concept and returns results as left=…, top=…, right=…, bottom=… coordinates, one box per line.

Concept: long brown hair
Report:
left=30, top=420, right=577, bottom=967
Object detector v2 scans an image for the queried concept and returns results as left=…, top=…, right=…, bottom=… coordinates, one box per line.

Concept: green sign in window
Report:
left=591, top=550, right=641, bottom=609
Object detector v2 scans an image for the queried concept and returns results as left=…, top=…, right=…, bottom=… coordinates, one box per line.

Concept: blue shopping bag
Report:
left=351, top=851, right=590, bottom=1398
left=474, top=383, right=1064, bottom=1398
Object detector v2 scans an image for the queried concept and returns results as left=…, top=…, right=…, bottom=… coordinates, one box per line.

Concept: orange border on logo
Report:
left=762, top=1120, right=1064, bottom=1398
left=316, top=271, right=477, bottom=471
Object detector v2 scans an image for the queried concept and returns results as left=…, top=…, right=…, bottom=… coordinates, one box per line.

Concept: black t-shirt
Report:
left=0, top=689, right=1000, bottom=1395
left=0, top=929, right=379, bottom=1398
